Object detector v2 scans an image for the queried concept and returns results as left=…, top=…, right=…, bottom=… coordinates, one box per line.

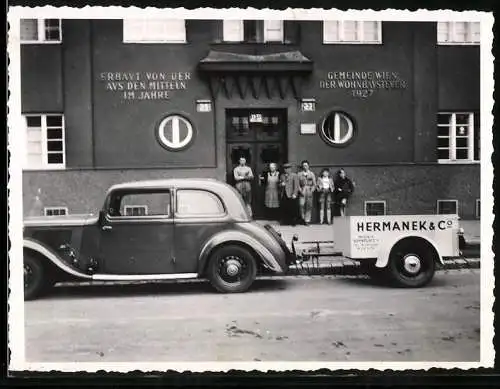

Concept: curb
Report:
left=285, top=258, right=480, bottom=276
left=56, top=257, right=480, bottom=288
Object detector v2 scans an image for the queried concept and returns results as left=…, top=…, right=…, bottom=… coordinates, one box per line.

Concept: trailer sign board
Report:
left=334, top=215, right=460, bottom=261
left=356, top=219, right=454, bottom=233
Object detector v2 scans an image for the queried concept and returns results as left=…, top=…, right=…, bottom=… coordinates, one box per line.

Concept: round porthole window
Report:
left=156, top=114, right=195, bottom=151
left=320, top=111, right=356, bottom=147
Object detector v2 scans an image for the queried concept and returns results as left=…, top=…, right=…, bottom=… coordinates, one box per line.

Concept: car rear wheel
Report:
left=387, top=239, right=436, bottom=288
left=207, top=245, right=257, bottom=293
left=24, top=254, right=51, bottom=300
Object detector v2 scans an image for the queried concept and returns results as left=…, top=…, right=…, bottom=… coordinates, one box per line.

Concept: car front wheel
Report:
left=207, top=245, right=257, bottom=293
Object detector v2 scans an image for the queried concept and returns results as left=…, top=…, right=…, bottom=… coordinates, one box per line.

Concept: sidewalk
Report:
left=257, top=218, right=481, bottom=246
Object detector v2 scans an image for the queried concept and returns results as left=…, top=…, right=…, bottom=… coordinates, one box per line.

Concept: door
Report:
left=99, top=189, right=175, bottom=275
left=226, top=109, right=287, bottom=218
left=172, top=188, right=229, bottom=273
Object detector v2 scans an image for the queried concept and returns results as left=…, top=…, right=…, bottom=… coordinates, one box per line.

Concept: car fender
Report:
left=375, top=233, right=443, bottom=268
left=198, top=230, right=284, bottom=273
left=23, top=238, right=92, bottom=280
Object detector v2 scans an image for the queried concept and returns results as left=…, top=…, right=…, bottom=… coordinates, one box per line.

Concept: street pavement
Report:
left=25, top=269, right=480, bottom=363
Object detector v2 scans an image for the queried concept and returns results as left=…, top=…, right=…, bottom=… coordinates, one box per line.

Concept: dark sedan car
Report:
left=23, top=179, right=295, bottom=300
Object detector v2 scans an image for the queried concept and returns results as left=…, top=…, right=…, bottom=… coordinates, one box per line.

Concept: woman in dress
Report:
left=316, top=168, right=335, bottom=224
left=260, top=162, right=281, bottom=220
left=233, top=156, right=254, bottom=217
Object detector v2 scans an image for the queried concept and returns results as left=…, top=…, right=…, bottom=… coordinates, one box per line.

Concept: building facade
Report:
left=20, top=18, right=481, bottom=220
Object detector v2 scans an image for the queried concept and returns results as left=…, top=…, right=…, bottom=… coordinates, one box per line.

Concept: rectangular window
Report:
left=475, top=199, right=480, bottom=219
left=24, top=114, right=65, bottom=170
left=176, top=190, right=225, bottom=217
left=124, top=205, right=148, bottom=217
left=437, top=112, right=477, bottom=163
left=437, top=21, right=480, bottom=45
left=222, top=20, right=244, bottom=42
left=222, top=20, right=284, bottom=42
left=44, top=206, right=68, bottom=216
left=437, top=200, right=458, bottom=215
left=118, top=192, right=171, bottom=217
left=123, top=19, right=186, bottom=43
left=323, top=21, right=382, bottom=44
left=21, top=19, right=62, bottom=43
left=365, top=201, right=386, bottom=216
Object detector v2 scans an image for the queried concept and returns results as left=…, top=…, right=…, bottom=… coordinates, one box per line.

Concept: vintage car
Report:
left=23, top=179, right=295, bottom=300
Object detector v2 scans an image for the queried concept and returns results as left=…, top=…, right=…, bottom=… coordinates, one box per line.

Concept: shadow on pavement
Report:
left=47, top=278, right=289, bottom=300
left=332, top=273, right=453, bottom=289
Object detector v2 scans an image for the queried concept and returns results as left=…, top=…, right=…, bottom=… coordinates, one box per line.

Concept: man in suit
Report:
left=279, top=162, right=300, bottom=226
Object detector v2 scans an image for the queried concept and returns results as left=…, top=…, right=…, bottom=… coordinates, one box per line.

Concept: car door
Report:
left=99, top=189, right=175, bottom=275
left=173, top=188, right=230, bottom=273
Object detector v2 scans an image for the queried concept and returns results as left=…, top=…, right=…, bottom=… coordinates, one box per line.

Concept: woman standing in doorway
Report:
left=316, top=168, right=335, bottom=224
left=334, top=168, right=354, bottom=217
left=233, top=156, right=254, bottom=217
left=260, top=162, right=281, bottom=220
left=298, top=160, right=316, bottom=225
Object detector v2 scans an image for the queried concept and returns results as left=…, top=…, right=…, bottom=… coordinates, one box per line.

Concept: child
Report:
left=316, top=168, right=335, bottom=224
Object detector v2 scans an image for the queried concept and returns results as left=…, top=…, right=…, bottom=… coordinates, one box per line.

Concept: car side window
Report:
left=176, top=189, right=225, bottom=216
left=108, top=191, right=172, bottom=218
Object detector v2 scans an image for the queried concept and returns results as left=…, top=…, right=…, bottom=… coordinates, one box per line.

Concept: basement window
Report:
left=44, top=207, right=68, bottom=216
left=124, top=205, right=148, bottom=217
left=365, top=201, right=386, bottom=216
left=437, top=200, right=458, bottom=215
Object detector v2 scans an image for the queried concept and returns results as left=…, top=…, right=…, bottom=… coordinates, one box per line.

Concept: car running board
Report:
left=91, top=273, right=199, bottom=281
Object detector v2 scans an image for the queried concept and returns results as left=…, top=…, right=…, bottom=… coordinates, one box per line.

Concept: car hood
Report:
left=24, top=213, right=99, bottom=227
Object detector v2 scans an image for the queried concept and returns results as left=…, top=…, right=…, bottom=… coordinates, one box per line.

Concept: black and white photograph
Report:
left=7, top=7, right=494, bottom=372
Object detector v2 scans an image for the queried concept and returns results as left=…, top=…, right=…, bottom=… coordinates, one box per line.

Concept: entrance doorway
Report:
left=226, top=109, right=287, bottom=219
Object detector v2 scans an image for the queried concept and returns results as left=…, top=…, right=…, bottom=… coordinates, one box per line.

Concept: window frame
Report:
left=24, top=114, right=66, bottom=170
left=364, top=200, right=387, bottom=216
left=20, top=18, right=62, bottom=44
left=437, top=112, right=477, bottom=164
left=323, top=20, right=382, bottom=44
left=437, top=21, right=480, bottom=45
left=436, top=199, right=459, bottom=215
left=175, top=189, right=227, bottom=218
left=122, top=19, right=187, bottom=44
left=221, top=19, right=284, bottom=43
left=43, top=206, right=68, bottom=216
left=106, top=189, right=172, bottom=221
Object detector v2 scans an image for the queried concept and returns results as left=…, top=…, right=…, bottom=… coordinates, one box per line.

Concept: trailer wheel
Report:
left=387, top=238, right=436, bottom=288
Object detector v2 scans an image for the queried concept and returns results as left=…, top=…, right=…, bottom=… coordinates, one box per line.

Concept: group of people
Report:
left=233, top=157, right=354, bottom=225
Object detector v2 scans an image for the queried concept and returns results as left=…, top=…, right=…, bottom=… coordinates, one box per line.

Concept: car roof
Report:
left=108, top=178, right=225, bottom=192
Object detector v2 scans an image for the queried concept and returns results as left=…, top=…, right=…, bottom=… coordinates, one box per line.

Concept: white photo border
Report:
left=7, top=6, right=495, bottom=373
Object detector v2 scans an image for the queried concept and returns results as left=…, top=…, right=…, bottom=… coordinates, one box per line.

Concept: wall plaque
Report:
left=99, top=71, right=191, bottom=101
left=319, top=71, right=408, bottom=98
